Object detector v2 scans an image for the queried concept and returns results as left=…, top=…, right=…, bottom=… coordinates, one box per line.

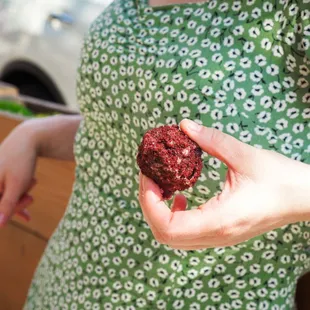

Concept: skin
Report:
left=0, top=115, right=82, bottom=227
left=0, top=0, right=309, bottom=251
left=139, top=119, right=310, bottom=250
left=1, top=116, right=309, bottom=253
left=145, top=0, right=310, bottom=250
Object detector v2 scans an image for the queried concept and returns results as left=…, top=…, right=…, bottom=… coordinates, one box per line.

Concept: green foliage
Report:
left=0, top=100, right=34, bottom=117
left=0, top=101, right=59, bottom=118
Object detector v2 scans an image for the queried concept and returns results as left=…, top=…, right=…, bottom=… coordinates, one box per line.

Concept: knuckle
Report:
left=152, top=230, right=162, bottom=243
left=215, top=223, right=232, bottom=239
left=153, top=230, right=172, bottom=245
left=0, top=197, right=16, bottom=211
left=209, top=128, right=226, bottom=146
left=9, top=174, right=22, bottom=188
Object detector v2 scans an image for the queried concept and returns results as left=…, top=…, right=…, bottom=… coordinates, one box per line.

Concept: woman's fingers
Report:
left=180, top=119, right=255, bottom=172
left=139, top=173, right=171, bottom=229
left=16, top=179, right=36, bottom=222
left=171, top=194, right=187, bottom=212
left=0, top=178, right=36, bottom=197
left=4, top=193, right=33, bottom=223
left=14, top=194, right=33, bottom=213
left=139, top=174, right=223, bottom=243
left=16, top=209, right=31, bottom=222
left=0, top=183, right=21, bottom=226
left=0, top=177, right=36, bottom=227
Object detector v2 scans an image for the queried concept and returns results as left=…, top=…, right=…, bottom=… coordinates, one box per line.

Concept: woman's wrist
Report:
left=20, top=115, right=83, bottom=161
left=18, top=118, right=43, bottom=155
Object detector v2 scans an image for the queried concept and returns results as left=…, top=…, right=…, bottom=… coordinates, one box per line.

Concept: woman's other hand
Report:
left=0, top=115, right=83, bottom=227
left=0, top=122, right=39, bottom=226
left=139, top=119, right=310, bottom=250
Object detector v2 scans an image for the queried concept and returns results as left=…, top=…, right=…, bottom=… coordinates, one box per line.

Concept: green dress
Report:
left=25, top=0, right=310, bottom=309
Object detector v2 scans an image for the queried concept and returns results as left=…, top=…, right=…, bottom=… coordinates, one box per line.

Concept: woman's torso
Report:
left=25, top=0, right=310, bottom=309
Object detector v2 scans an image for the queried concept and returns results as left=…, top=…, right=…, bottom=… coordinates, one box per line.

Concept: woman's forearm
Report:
left=22, top=115, right=83, bottom=161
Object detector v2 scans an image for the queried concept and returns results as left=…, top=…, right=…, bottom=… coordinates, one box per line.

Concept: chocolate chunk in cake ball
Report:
left=137, top=125, right=203, bottom=200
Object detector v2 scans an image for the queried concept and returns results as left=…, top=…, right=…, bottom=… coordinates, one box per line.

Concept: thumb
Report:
left=180, top=119, right=256, bottom=171
left=0, top=178, right=24, bottom=227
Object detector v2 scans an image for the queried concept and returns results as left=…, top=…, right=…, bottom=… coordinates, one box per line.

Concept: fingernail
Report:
left=185, top=120, right=201, bottom=132
left=18, top=210, right=31, bottom=222
left=0, top=213, right=8, bottom=227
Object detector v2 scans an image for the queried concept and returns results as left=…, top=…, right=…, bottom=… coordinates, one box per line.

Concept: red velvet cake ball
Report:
left=137, top=125, right=203, bottom=200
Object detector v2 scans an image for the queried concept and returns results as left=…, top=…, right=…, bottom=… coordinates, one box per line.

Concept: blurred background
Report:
left=0, top=0, right=113, bottom=111
left=0, top=0, right=309, bottom=309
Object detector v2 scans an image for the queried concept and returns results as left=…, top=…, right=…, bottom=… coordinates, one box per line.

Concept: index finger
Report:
left=0, top=176, right=27, bottom=226
left=180, top=119, right=255, bottom=172
left=139, top=173, right=171, bottom=229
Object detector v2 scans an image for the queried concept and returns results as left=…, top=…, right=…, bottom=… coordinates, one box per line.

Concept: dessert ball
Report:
left=137, top=125, right=203, bottom=200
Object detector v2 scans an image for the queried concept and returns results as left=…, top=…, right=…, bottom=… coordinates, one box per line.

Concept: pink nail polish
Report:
left=0, top=213, right=7, bottom=227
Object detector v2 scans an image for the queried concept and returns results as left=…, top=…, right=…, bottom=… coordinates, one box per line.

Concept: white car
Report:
left=0, top=0, right=112, bottom=111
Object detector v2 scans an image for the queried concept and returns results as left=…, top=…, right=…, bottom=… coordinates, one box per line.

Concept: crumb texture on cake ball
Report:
left=137, top=125, right=203, bottom=200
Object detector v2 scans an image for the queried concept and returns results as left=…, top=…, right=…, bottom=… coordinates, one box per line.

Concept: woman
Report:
left=0, top=0, right=309, bottom=308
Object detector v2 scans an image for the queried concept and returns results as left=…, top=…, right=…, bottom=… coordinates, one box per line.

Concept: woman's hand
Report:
left=0, top=114, right=82, bottom=227
left=139, top=119, right=310, bottom=250
left=0, top=122, right=39, bottom=227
